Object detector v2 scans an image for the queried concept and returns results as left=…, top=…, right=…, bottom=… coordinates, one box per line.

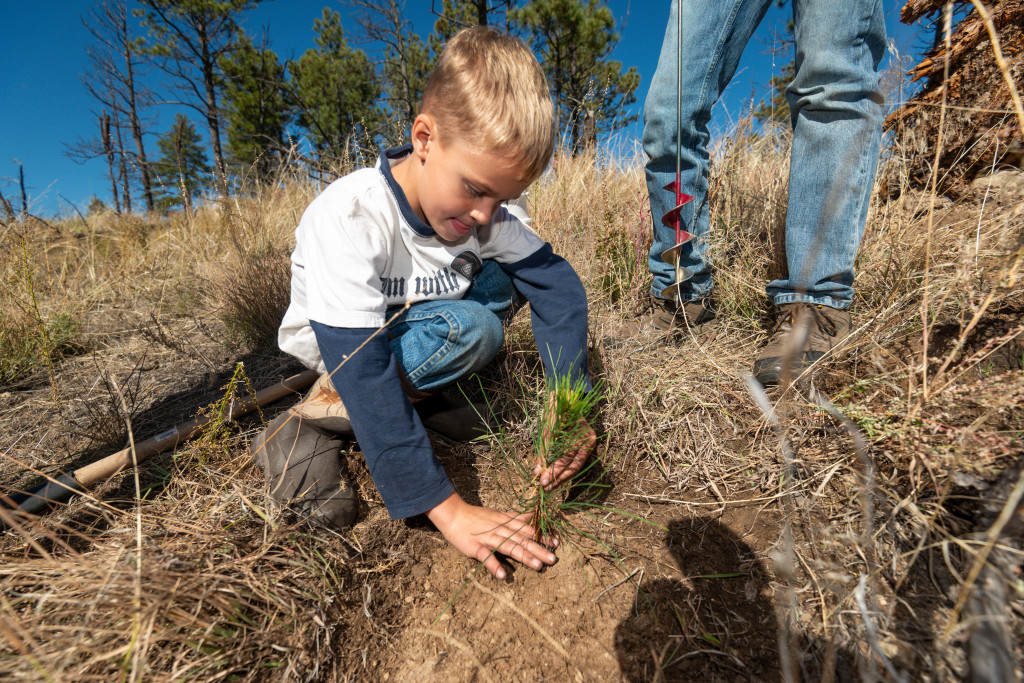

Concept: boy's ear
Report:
left=411, top=114, right=436, bottom=161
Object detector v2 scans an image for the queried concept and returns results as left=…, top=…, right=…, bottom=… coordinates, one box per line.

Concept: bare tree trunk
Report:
left=18, top=163, right=28, bottom=217
left=198, top=22, right=229, bottom=197
left=112, top=108, right=132, bottom=213
left=77, top=0, right=156, bottom=213
left=101, top=112, right=122, bottom=214
left=116, top=1, right=154, bottom=213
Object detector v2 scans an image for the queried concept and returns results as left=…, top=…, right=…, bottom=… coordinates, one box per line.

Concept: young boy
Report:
left=252, top=26, right=594, bottom=580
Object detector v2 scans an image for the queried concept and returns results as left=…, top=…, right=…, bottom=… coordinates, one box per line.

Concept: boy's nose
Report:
left=469, top=204, right=493, bottom=226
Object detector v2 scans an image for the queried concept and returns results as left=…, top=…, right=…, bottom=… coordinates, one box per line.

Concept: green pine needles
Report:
left=526, top=372, right=603, bottom=539
left=480, top=366, right=629, bottom=552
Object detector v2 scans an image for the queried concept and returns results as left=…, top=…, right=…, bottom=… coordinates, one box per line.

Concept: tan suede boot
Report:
left=752, top=303, right=852, bottom=385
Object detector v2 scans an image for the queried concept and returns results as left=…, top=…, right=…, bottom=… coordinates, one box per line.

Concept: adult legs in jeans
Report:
left=645, top=0, right=772, bottom=305
left=770, top=0, right=886, bottom=309
left=644, top=0, right=886, bottom=381
left=646, top=0, right=885, bottom=307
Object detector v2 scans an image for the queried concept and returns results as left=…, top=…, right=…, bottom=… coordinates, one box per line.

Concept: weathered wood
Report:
left=885, top=0, right=1024, bottom=197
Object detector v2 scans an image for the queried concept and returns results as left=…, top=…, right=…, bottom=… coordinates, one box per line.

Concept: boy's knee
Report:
left=465, top=303, right=505, bottom=360
left=399, top=302, right=505, bottom=389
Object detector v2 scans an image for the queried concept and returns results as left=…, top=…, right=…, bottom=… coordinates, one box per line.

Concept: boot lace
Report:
left=771, top=304, right=838, bottom=340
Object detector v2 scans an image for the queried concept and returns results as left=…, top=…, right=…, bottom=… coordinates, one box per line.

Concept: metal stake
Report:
left=659, top=0, right=696, bottom=303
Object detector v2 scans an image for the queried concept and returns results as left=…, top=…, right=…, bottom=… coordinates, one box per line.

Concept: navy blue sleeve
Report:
left=500, top=243, right=590, bottom=389
left=309, top=320, right=454, bottom=519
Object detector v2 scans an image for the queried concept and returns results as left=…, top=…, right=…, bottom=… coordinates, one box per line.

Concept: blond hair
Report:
left=422, top=26, right=555, bottom=182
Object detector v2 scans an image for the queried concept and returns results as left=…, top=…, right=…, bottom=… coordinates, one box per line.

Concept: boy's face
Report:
left=408, top=115, right=532, bottom=243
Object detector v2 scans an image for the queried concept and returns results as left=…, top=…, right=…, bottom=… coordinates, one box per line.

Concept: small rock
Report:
left=969, top=169, right=1022, bottom=194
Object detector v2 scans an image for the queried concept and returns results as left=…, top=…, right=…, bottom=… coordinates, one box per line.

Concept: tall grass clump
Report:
left=0, top=221, right=89, bottom=388
left=705, top=119, right=791, bottom=325
left=0, top=371, right=351, bottom=681
left=0, top=310, right=85, bottom=387
left=529, top=147, right=650, bottom=313
left=197, top=169, right=321, bottom=351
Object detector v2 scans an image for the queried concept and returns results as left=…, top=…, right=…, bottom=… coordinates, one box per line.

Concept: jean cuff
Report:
left=771, top=293, right=851, bottom=310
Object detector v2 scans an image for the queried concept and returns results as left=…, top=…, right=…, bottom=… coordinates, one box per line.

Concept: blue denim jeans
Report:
left=386, top=260, right=522, bottom=392
left=644, top=0, right=886, bottom=309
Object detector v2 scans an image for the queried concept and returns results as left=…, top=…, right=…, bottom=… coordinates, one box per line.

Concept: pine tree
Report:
left=511, top=0, right=639, bottom=154
left=429, top=0, right=518, bottom=48
left=152, top=113, right=212, bottom=213
left=220, top=32, right=290, bottom=180
left=137, top=0, right=263, bottom=197
left=430, top=0, right=481, bottom=50
left=100, top=110, right=121, bottom=214
left=348, top=0, right=433, bottom=136
left=288, top=9, right=381, bottom=167
left=752, top=2, right=794, bottom=127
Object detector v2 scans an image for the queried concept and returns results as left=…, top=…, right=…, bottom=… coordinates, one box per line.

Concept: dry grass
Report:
left=0, top=436, right=352, bottom=681
left=0, top=114, right=1022, bottom=681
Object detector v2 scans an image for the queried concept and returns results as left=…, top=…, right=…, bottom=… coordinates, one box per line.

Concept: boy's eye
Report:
left=466, top=184, right=483, bottom=198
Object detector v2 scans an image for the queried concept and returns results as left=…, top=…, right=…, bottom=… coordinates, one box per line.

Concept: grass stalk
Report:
left=917, top=2, right=954, bottom=407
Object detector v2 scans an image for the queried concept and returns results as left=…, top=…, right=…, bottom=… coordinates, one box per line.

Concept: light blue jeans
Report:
left=386, top=261, right=522, bottom=392
left=645, top=0, right=886, bottom=309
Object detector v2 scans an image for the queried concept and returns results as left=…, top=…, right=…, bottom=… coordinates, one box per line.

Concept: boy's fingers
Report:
left=508, top=511, right=536, bottom=531
left=498, top=536, right=555, bottom=570
left=480, top=550, right=505, bottom=580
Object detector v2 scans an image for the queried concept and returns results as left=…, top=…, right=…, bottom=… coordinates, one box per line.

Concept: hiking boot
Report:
left=415, top=391, right=497, bottom=443
left=752, top=303, right=853, bottom=386
left=648, top=294, right=716, bottom=334
left=250, top=411, right=357, bottom=531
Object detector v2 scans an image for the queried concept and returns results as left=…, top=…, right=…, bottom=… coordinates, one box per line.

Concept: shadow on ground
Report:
left=615, top=516, right=781, bottom=681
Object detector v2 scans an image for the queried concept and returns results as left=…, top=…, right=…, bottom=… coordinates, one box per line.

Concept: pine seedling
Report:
left=521, top=371, right=603, bottom=540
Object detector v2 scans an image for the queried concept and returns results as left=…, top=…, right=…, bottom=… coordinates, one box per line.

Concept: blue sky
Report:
left=1, top=1, right=927, bottom=217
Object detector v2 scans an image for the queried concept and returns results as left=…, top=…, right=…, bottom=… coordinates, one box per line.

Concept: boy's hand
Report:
left=427, top=493, right=557, bottom=580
